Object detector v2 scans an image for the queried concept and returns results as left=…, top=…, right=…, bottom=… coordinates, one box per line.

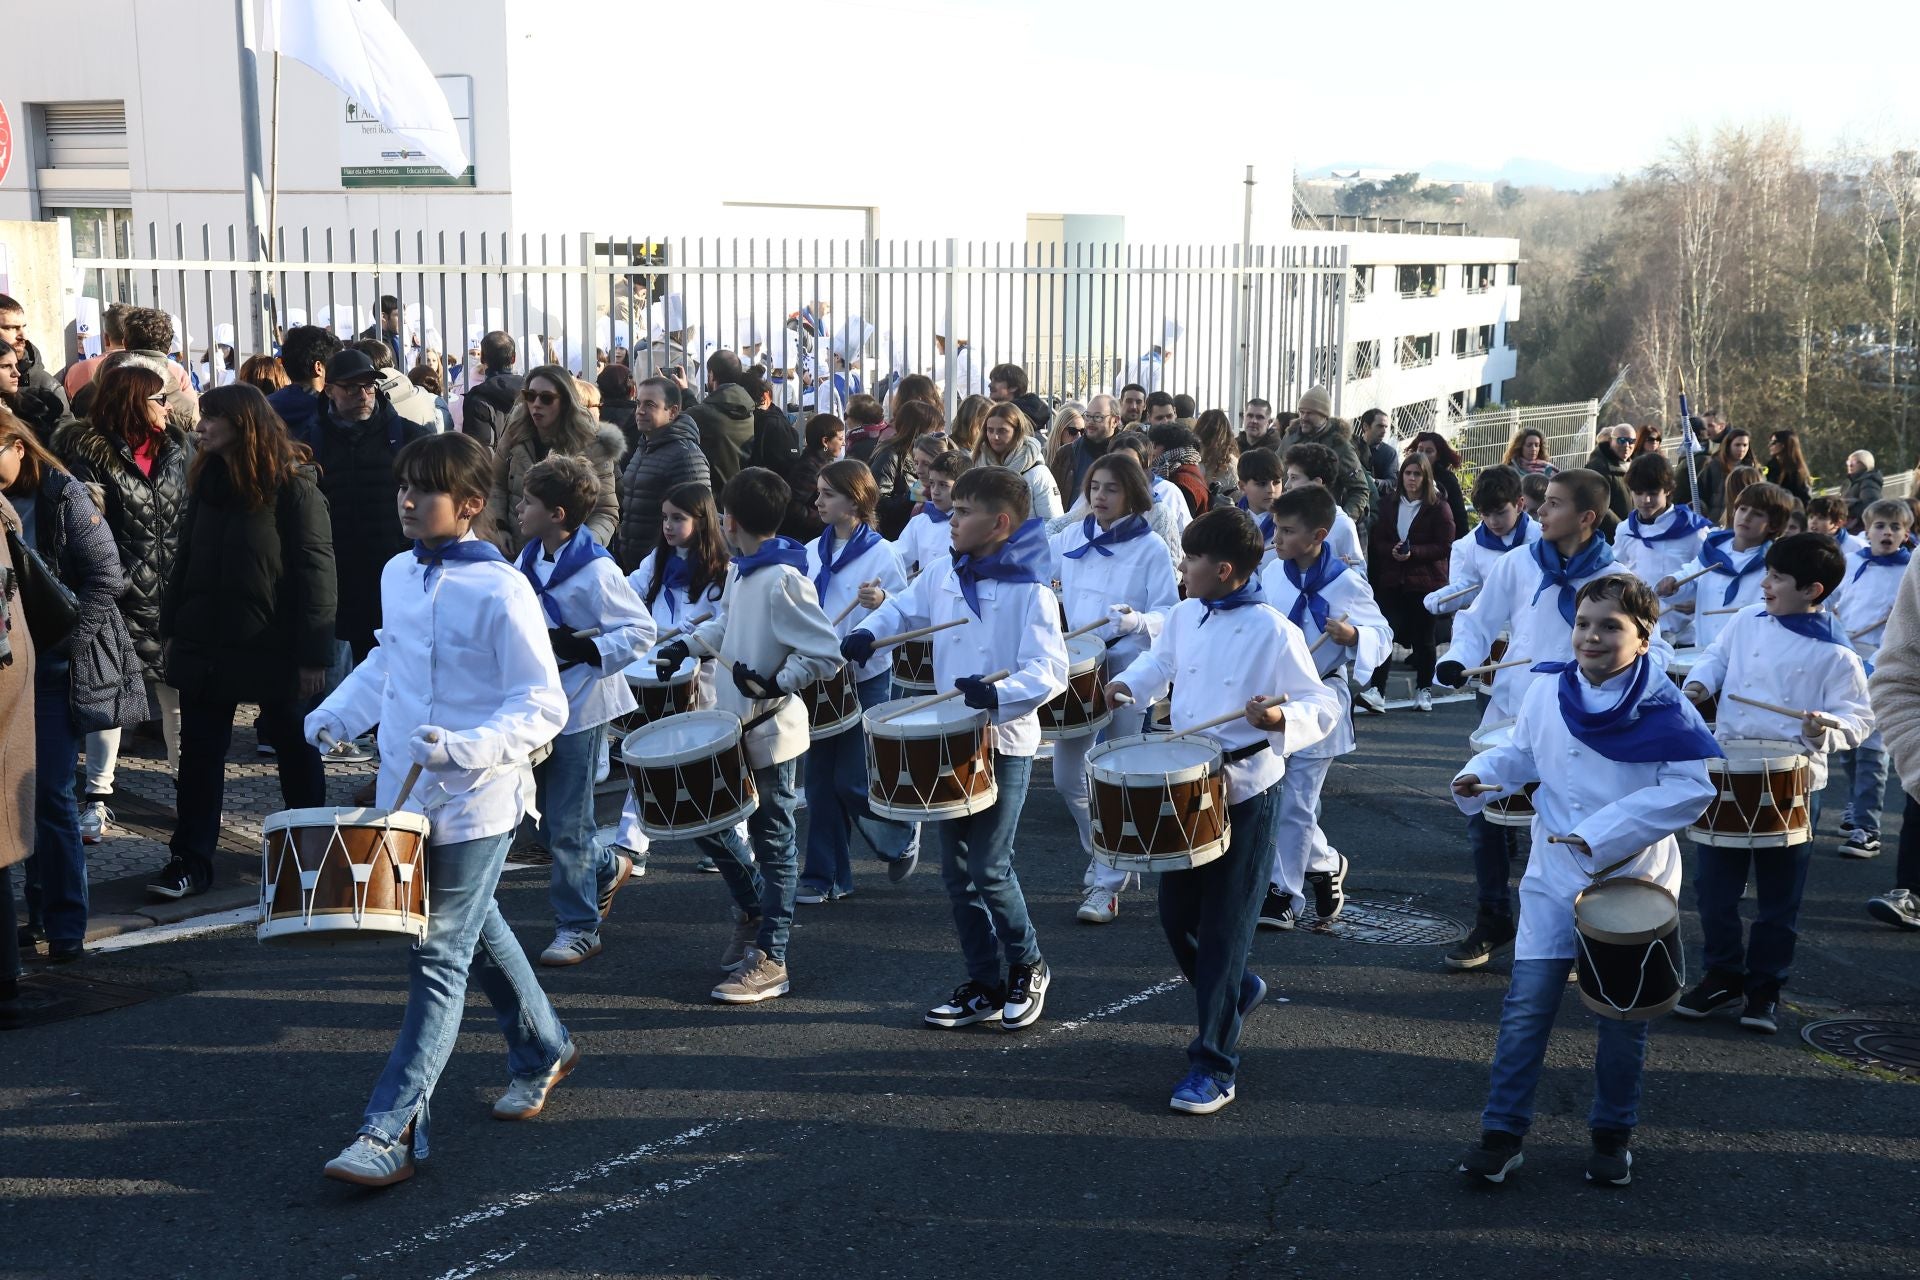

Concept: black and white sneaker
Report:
left=1739, top=995, right=1779, bottom=1034
left=925, top=981, right=1004, bottom=1028
left=1001, top=960, right=1050, bottom=1030
left=1257, top=886, right=1295, bottom=931
left=1585, top=1129, right=1633, bottom=1186
left=145, top=858, right=209, bottom=901
left=1674, top=972, right=1744, bottom=1020
left=1443, top=913, right=1515, bottom=971
left=1839, top=832, right=1882, bottom=859
left=1305, top=853, right=1348, bottom=922
left=1457, top=1130, right=1524, bottom=1184
left=1868, top=888, right=1920, bottom=931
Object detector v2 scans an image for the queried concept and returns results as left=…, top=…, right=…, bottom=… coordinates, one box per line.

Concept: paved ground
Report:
left=5, top=699, right=1919, bottom=1280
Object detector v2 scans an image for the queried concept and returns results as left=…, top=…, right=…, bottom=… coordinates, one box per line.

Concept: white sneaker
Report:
left=1354, top=687, right=1387, bottom=714
left=323, top=1132, right=415, bottom=1186
left=1076, top=884, right=1119, bottom=924
left=493, top=1042, right=580, bottom=1119
left=1414, top=687, right=1434, bottom=712
left=539, top=929, right=603, bottom=966
left=78, top=801, right=112, bottom=845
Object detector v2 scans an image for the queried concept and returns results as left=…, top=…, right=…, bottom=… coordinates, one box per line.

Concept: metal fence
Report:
left=1443, top=400, right=1600, bottom=473
left=68, top=221, right=1351, bottom=414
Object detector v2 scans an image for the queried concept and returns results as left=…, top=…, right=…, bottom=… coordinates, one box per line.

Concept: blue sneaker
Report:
left=1239, top=972, right=1268, bottom=1018
left=1169, top=1070, right=1236, bottom=1115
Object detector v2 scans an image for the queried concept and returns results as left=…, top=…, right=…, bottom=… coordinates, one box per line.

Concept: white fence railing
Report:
left=1440, top=400, right=1601, bottom=473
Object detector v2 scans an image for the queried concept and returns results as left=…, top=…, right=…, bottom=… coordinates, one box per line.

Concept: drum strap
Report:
left=1221, top=740, right=1269, bottom=765
left=742, top=700, right=787, bottom=733
left=1588, top=852, right=1640, bottom=882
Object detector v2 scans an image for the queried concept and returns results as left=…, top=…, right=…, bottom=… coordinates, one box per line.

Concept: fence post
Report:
left=580, top=232, right=598, bottom=377
left=942, top=237, right=958, bottom=418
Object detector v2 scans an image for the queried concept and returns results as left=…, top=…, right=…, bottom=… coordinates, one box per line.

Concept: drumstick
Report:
left=572, top=627, right=601, bottom=639
left=868, top=617, right=968, bottom=649
left=1667, top=563, right=1718, bottom=590
left=1850, top=614, right=1891, bottom=640
left=1308, top=612, right=1351, bottom=654
left=832, top=598, right=864, bottom=627
left=1464, top=782, right=1505, bottom=795
left=1726, top=692, right=1842, bottom=730
left=1546, top=835, right=1587, bottom=847
left=1170, top=698, right=1287, bottom=740
left=394, top=732, right=439, bottom=811
left=1064, top=618, right=1113, bottom=641
left=1430, top=583, right=1481, bottom=609
left=1700, top=606, right=1744, bottom=616
left=1455, top=656, right=1533, bottom=679
left=876, top=669, right=1013, bottom=723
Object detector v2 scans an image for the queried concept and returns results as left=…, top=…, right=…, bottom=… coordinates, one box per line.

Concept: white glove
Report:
left=408, top=725, right=455, bottom=768
left=1106, top=605, right=1144, bottom=637
left=304, top=710, right=347, bottom=750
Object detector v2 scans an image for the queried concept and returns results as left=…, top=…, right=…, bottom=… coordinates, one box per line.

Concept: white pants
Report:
left=82, top=680, right=181, bottom=796
left=1054, top=702, right=1146, bottom=893
left=1270, top=753, right=1341, bottom=911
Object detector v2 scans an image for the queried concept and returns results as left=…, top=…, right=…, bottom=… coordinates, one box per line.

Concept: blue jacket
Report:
left=267, top=383, right=322, bottom=439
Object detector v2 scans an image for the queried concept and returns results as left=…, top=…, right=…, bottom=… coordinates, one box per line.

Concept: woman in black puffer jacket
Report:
left=154, top=384, right=336, bottom=898
left=51, top=359, right=191, bottom=838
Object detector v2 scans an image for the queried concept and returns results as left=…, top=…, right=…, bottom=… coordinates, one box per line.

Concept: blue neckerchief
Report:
left=1529, top=536, right=1614, bottom=626
left=1699, top=529, right=1768, bottom=606
left=414, top=537, right=506, bottom=568
left=1622, top=503, right=1710, bottom=546
left=516, top=528, right=614, bottom=627
left=814, top=523, right=882, bottom=597
left=925, top=506, right=952, bottom=525
left=733, top=536, right=810, bottom=580
left=1199, top=574, right=1265, bottom=626
left=1063, top=513, right=1151, bottom=560
left=1769, top=608, right=1848, bottom=647
left=1529, top=657, right=1723, bottom=764
left=1282, top=545, right=1348, bottom=634
left=1852, top=545, right=1912, bottom=583
left=1236, top=497, right=1277, bottom=545
left=950, top=518, right=1050, bottom=618
left=658, top=552, right=690, bottom=620
left=1474, top=511, right=1531, bottom=553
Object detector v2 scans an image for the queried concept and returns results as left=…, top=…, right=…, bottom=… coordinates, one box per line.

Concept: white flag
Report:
left=264, top=0, right=468, bottom=177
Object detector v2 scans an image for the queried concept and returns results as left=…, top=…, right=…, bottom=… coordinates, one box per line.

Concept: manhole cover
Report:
left=0, top=971, right=173, bottom=1031
left=1304, top=899, right=1466, bottom=946
left=1802, top=1019, right=1920, bottom=1078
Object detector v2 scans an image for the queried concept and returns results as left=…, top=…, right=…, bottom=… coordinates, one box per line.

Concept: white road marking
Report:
left=88, top=907, right=257, bottom=952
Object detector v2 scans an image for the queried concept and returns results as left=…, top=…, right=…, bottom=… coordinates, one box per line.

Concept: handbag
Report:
left=4, top=522, right=79, bottom=653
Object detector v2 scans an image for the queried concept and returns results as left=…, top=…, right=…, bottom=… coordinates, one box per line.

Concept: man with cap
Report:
left=1277, top=385, right=1372, bottom=527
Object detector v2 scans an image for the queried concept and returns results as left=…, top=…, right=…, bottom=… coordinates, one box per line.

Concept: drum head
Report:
left=1065, top=634, right=1106, bottom=670
left=623, top=710, right=741, bottom=765
left=626, top=655, right=697, bottom=687
left=1468, top=717, right=1517, bottom=753
left=1090, top=735, right=1219, bottom=783
left=865, top=699, right=989, bottom=738
left=1716, top=738, right=1809, bottom=770
left=263, top=806, right=431, bottom=836
left=1668, top=646, right=1699, bottom=678
left=1577, top=879, right=1677, bottom=940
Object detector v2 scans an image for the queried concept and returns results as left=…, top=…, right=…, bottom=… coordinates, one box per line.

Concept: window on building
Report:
left=1474, top=383, right=1494, bottom=409
left=1349, top=339, right=1380, bottom=381
left=1395, top=264, right=1439, bottom=297
left=1508, top=262, right=1520, bottom=285
left=1351, top=264, right=1374, bottom=301
left=35, top=101, right=133, bottom=303
left=1397, top=333, right=1435, bottom=368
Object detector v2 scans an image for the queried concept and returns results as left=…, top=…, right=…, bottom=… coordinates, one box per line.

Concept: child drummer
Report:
left=1452, top=575, right=1718, bottom=1187
left=1257, top=485, right=1391, bottom=929
left=1830, top=498, right=1913, bottom=858
left=1676, top=533, right=1873, bottom=1032
left=1421, top=464, right=1537, bottom=629
left=896, top=448, right=971, bottom=580
left=1233, top=446, right=1283, bottom=571
left=1611, top=454, right=1711, bottom=644
left=652, top=468, right=844, bottom=1004
left=1108, top=508, right=1341, bottom=1114
left=306, top=432, right=572, bottom=1188
left=844, top=466, right=1069, bottom=1031
left=1656, top=481, right=1793, bottom=652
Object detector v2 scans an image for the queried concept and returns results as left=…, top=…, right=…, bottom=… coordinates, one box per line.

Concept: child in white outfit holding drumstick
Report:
left=1108, top=508, right=1341, bottom=1115
left=1452, top=574, right=1718, bottom=1188
left=896, top=448, right=969, bottom=580
left=1829, top=499, right=1913, bottom=858
left=306, top=432, right=571, bottom=1189
left=512, top=455, right=655, bottom=969
left=1046, top=451, right=1178, bottom=925
left=1655, top=481, right=1793, bottom=652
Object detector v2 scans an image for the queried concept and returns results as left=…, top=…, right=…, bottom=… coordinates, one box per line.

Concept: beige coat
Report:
left=1868, top=556, right=1920, bottom=799
left=485, top=408, right=625, bottom=555
left=0, top=494, right=38, bottom=869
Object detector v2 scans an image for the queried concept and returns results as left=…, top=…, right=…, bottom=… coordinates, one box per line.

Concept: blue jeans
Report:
left=359, top=830, right=570, bottom=1160
left=537, top=725, right=617, bottom=933
left=27, top=670, right=88, bottom=947
left=696, top=760, right=800, bottom=964
left=1158, top=782, right=1283, bottom=1082
left=1482, top=957, right=1648, bottom=1136
left=1693, top=839, right=1815, bottom=1000
left=801, top=673, right=911, bottom=894
left=1834, top=746, right=1891, bottom=836
left=1469, top=812, right=1521, bottom=917
left=935, top=752, right=1040, bottom=990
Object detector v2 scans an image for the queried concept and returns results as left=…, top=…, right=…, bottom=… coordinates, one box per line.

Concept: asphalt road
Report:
left=5, top=699, right=1919, bottom=1280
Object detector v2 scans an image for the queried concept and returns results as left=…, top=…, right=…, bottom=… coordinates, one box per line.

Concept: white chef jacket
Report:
left=1150, top=475, right=1193, bottom=544
left=629, top=549, right=726, bottom=709
left=1113, top=598, right=1340, bottom=804
left=1670, top=535, right=1769, bottom=651
left=860, top=564, right=1069, bottom=758
left=1610, top=506, right=1711, bottom=592
left=309, top=537, right=568, bottom=843
left=686, top=560, right=844, bottom=769
left=1047, top=516, right=1179, bottom=675
left=1684, top=606, right=1874, bottom=790
left=896, top=509, right=953, bottom=578
left=1423, top=521, right=1539, bottom=616
left=1456, top=667, right=1715, bottom=961
left=1831, top=546, right=1903, bottom=648
left=1327, top=507, right=1366, bottom=574
left=1258, top=554, right=1392, bottom=760
left=1449, top=540, right=1672, bottom=730
left=523, top=541, right=654, bottom=733
left=807, top=527, right=907, bottom=683
left=1118, top=350, right=1164, bottom=395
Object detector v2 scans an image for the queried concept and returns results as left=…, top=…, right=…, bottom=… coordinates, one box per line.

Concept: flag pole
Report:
left=234, top=0, right=271, bottom=353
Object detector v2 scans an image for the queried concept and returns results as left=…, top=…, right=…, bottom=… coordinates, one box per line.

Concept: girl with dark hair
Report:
left=1764, top=429, right=1813, bottom=505
left=871, top=399, right=944, bottom=539
left=154, top=383, right=336, bottom=898
left=1697, top=428, right=1751, bottom=521
left=1409, top=430, right=1470, bottom=537
left=1365, top=453, right=1456, bottom=712
left=484, top=363, right=625, bottom=555
left=1500, top=427, right=1558, bottom=477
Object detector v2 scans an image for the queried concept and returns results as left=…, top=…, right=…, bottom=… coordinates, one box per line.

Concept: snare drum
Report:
left=891, top=639, right=936, bottom=693
left=258, top=807, right=430, bottom=945
left=1686, top=739, right=1811, bottom=848
left=1666, top=647, right=1716, bottom=727
left=806, top=663, right=864, bottom=740
left=1039, top=635, right=1112, bottom=742
left=1087, top=734, right=1230, bottom=873
left=621, top=710, right=758, bottom=839
left=1467, top=719, right=1537, bottom=829
left=1574, top=878, right=1684, bottom=1020
left=864, top=699, right=997, bottom=821
left=1477, top=632, right=1510, bottom=693
left=616, top=654, right=699, bottom=737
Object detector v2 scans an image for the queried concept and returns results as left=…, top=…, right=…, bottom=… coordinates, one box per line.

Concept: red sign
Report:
left=0, top=100, right=12, bottom=186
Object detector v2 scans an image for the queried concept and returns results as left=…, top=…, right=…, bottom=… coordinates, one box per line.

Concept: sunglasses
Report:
left=521, top=389, right=561, bottom=406
left=147, top=393, right=169, bottom=405
left=1062, top=425, right=1083, bottom=438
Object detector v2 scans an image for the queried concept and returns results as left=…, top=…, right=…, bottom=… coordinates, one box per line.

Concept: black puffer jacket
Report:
left=616, top=414, right=709, bottom=571
left=161, top=458, right=337, bottom=703
left=461, top=369, right=522, bottom=448
left=304, top=395, right=432, bottom=655
left=51, top=418, right=190, bottom=681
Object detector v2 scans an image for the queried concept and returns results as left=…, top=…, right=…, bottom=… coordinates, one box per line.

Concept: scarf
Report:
left=1698, top=530, right=1768, bottom=606
left=1622, top=503, right=1710, bottom=546
left=414, top=536, right=507, bottom=570
left=1200, top=574, right=1266, bottom=626
left=1236, top=497, right=1276, bottom=545
left=1152, top=446, right=1201, bottom=480
left=951, top=517, right=1050, bottom=618
left=1063, top=513, right=1151, bottom=560
left=924, top=505, right=952, bottom=525
left=1852, top=545, right=1912, bottom=583
left=1282, top=545, right=1348, bottom=634
left=1530, top=657, right=1723, bottom=764
left=657, top=552, right=691, bottom=620
left=732, top=536, right=810, bottom=580
left=515, top=528, right=614, bottom=627
left=1529, top=536, right=1615, bottom=626
left=814, top=523, right=882, bottom=597
left=1473, top=511, right=1532, bottom=553
left=1769, top=608, right=1849, bottom=648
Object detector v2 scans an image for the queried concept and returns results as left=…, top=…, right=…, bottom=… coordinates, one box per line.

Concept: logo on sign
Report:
left=0, top=100, right=13, bottom=186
